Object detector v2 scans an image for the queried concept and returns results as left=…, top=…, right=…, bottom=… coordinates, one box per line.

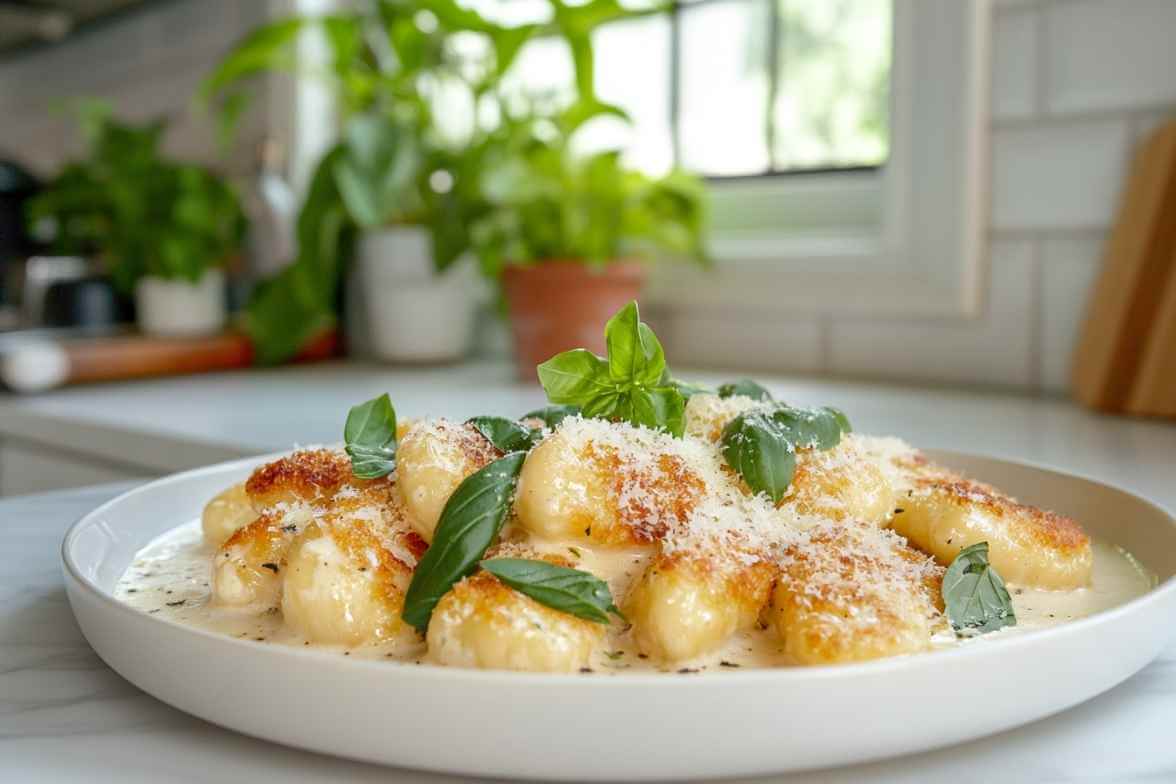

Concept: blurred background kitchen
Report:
left=0, top=0, right=1173, bottom=496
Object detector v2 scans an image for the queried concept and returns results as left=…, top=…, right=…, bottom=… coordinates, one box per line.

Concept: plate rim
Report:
left=62, top=446, right=1176, bottom=687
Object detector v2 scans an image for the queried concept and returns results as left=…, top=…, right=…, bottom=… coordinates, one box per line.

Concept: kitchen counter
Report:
left=1, top=362, right=1175, bottom=780
left=1, top=360, right=1173, bottom=500
left=3, top=484, right=1175, bottom=782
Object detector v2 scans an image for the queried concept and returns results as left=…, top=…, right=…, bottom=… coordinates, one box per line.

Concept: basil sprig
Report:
left=718, top=379, right=773, bottom=401
left=467, top=416, right=539, bottom=453
left=942, top=542, right=1017, bottom=635
left=522, top=404, right=581, bottom=429
left=537, top=301, right=686, bottom=437
left=343, top=394, right=398, bottom=479
left=668, top=379, right=712, bottom=401
left=401, top=451, right=527, bottom=631
left=720, top=405, right=851, bottom=503
left=480, top=558, right=624, bottom=625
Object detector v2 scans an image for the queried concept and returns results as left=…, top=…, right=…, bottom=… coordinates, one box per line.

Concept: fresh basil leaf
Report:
left=480, top=558, right=623, bottom=625
left=628, top=387, right=685, bottom=438
left=720, top=412, right=797, bottom=503
left=825, top=406, right=852, bottom=434
left=581, top=390, right=622, bottom=420
left=769, top=406, right=845, bottom=451
left=604, top=301, right=666, bottom=386
left=718, top=379, right=773, bottom=401
left=536, top=348, right=611, bottom=405
left=669, top=379, right=712, bottom=401
left=343, top=393, right=397, bottom=479
left=401, top=452, right=527, bottom=631
left=943, top=542, right=1017, bottom=635
left=467, top=416, right=537, bottom=453
left=522, top=404, right=580, bottom=428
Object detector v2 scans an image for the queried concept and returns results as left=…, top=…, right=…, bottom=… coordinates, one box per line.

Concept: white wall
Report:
left=1, top=0, right=1171, bottom=395
left=0, top=0, right=269, bottom=176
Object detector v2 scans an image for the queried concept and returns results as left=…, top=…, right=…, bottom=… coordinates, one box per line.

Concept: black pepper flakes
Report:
left=165, top=599, right=186, bottom=607
left=719, top=661, right=740, bottom=668
left=261, top=562, right=280, bottom=573
left=677, top=668, right=700, bottom=674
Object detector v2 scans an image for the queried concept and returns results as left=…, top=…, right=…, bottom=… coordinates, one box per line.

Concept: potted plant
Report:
left=465, top=105, right=709, bottom=376
left=201, top=0, right=535, bottom=363
left=28, top=104, right=246, bottom=337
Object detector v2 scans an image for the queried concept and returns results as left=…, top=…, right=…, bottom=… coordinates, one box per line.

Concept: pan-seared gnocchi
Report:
left=426, top=546, right=606, bottom=672
left=201, top=482, right=254, bottom=547
left=624, top=550, right=775, bottom=662
left=890, top=466, right=1093, bottom=589
left=396, top=420, right=501, bottom=542
left=771, top=524, right=945, bottom=665
left=282, top=509, right=425, bottom=647
left=123, top=379, right=1143, bottom=675
left=515, top=419, right=709, bottom=545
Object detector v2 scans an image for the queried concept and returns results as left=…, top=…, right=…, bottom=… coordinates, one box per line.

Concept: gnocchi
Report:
left=396, top=420, right=501, bottom=541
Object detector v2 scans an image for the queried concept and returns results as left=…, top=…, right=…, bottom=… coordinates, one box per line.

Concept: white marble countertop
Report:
left=2, top=484, right=1175, bottom=783
left=2, top=362, right=1176, bottom=781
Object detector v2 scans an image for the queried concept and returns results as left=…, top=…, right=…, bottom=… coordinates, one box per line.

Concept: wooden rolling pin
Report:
left=0, top=330, right=338, bottom=393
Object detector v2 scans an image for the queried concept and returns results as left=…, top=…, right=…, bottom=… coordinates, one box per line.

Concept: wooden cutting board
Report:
left=1070, top=121, right=1176, bottom=416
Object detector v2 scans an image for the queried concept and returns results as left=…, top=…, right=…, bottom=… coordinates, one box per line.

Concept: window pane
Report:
left=679, top=0, right=771, bottom=177
left=773, top=0, right=891, bottom=170
left=591, top=15, right=673, bottom=174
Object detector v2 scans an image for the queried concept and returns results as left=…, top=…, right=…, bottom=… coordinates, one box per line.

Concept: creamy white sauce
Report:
left=115, top=519, right=1155, bottom=673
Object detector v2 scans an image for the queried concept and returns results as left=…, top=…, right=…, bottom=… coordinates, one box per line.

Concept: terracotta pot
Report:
left=502, top=260, right=645, bottom=381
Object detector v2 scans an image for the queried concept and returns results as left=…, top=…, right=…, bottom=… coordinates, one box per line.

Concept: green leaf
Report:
left=522, top=405, right=580, bottom=428
left=719, top=404, right=852, bottom=501
left=825, top=406, right=853, bottom=434
left=769, top=406, right=846, bottom=451
left=343, top=394, right=397, bottom=479
left=668, top=379, right=712, bottom=401
left=401, top=452, right=527, bottom=631
left=604, top=301, right=665, bottom=386
left=718, top=379, right=773, bottom=401
left=536, top=348, right=612, bottom=404
left=466, top=416, right=537, bottom=453
left=480, top=558, right=622, bottom=624
left=720, top=412, right=797, bottom=504
left=629, top=387, right=685, bottom=438
left=943, top=542, right=1017, bottom=635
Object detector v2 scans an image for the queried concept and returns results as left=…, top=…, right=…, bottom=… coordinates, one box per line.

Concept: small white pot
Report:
left=352, top=227, right=476, bottom=362
left=134, top=269, right=226, bottom=338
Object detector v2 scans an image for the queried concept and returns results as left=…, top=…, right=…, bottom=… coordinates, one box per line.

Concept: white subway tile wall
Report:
left=0, top=0, right=266, bottom=176
left=1, top=0, right=1172, bottom=395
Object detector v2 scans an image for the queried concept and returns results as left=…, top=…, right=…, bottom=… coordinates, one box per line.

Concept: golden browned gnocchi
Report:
left=128, top=378, right=1126, bottom=676
left=515, top=421, right=708, bottom=546
left=624, top=550, right=775, bottom=662
left=891, top=468, right=1093, bottom=589
left=780, top=435, right=898, bottom=526
left=201, top=482, right=254, bottom=547
left=396, top=420, right=501, bottom=542
left=771, top=524, right=945, bottom=665
left=426, top=547, right=607, bottom=672
left=282, top=510, right=426, bottom=646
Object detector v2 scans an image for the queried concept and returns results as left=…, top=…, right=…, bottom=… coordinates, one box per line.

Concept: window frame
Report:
left=645, top=0, right=991, bottom=320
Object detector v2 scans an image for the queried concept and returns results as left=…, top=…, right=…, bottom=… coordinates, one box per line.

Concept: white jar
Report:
left=351, top=226, right=477, bottom=362
left=134, top=268, right=226, bottom=337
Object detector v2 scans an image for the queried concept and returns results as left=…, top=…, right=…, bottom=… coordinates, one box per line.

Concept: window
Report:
left=483, top=0, right=892, bottom=179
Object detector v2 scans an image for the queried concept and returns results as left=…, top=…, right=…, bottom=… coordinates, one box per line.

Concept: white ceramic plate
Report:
left=62, top=450, right=1176, bottom=781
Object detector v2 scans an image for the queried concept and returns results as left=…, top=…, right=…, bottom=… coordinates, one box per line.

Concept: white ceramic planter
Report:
left=353, top=227, right=476, bottom=362
left=134, top=269, right=226, bottom=338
